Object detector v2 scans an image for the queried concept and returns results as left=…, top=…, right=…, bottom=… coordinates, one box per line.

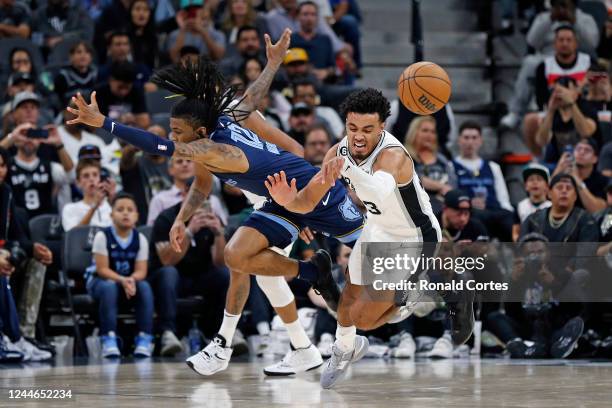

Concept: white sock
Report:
left=336, top=325, right=356, bottom=353
left=218, top=310, right=241, bottom=346
left=256, top=321, right=271, bottom=335
left=285, top=319, right=311, bottom=349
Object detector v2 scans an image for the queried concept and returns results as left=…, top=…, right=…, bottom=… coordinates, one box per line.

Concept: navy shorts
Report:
left=241, top=183, right=363, bottom=248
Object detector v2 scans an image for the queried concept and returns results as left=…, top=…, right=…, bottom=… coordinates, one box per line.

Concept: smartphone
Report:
left=26, top=128, right=49, bottom=139
left=100, top=167, right=110, bottom=183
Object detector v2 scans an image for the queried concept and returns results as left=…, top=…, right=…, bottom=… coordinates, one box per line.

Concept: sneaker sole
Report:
left=186, top=360, right=228, bottom=376
left=263, top=361, right=323, bottom=377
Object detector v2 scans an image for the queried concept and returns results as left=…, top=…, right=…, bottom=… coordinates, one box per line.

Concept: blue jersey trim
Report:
left=253, top=211, right=300, bottom=242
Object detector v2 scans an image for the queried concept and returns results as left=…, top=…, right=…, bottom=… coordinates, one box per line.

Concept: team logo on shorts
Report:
left=338, top=195, right=362, bottom=222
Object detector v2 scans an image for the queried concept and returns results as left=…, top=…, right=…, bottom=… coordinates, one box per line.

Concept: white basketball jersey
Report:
left=336, top=131, right=441, bottom=242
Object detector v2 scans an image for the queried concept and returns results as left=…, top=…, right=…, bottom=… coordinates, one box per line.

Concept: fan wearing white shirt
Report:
left=62, top=160, right=115, bottom=231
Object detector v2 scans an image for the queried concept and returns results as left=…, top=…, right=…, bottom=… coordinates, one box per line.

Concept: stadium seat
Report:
left=145, top=89, right=175, bottom=114
left=137, top=225, right=153, bottom=241
left=61, top=225, right=103, bottom=356
left=578, top=1, right=608, bottom=36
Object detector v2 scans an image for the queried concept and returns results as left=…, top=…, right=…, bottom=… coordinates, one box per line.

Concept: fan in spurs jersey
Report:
left=266, top=88, right=475, bottom=388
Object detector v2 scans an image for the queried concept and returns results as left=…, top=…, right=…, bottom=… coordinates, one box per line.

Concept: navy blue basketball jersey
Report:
left=86, top=227, right=141, bottom=283
left=209, top=116, right=319, bottom=198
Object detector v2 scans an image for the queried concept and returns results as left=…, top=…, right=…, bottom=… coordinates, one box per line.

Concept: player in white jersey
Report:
left=266, top=88, right=474, bottom=388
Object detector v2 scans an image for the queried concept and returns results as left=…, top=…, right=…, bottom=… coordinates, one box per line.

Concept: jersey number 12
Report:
left=228, top=123, right=279, bottom=155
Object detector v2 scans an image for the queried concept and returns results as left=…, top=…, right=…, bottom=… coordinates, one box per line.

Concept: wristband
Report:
left=55, top=143, right=65, bottom=150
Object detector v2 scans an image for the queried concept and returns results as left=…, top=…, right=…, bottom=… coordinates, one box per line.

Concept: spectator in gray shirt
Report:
left=166, top=3, right=226, bottom=63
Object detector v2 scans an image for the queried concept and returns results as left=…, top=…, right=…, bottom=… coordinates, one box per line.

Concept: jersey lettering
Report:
left=228, top=122, right=280, bottom=155
left=363, top=201, right=382, bottom=215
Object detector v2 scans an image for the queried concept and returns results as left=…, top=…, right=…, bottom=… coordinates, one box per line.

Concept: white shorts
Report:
left=347, top=223, right=425, bottom=286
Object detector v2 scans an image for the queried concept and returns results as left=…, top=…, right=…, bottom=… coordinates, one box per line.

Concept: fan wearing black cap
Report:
left=440, top=189, right=489, bottom=243
left=552, top=138, right=608, bottom=213
left=520, top=173, right=598, bottom=244
left=1, top=72, right=35, bottom=118
left=287, top=102, right=316, bottom=145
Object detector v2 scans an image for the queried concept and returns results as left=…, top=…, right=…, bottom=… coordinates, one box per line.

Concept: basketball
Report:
left=397, top=61, right=452, bottom=115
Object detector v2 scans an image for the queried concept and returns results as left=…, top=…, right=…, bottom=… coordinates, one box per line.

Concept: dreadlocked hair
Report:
left=150, top=56, right=249, bottom=134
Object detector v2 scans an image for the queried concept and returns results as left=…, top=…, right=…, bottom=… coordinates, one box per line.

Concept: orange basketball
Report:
left=397, top=61, right=452, bottom=115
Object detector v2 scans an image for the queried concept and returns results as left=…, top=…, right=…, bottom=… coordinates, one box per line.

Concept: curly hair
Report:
left=150, top=56, right=247, bottom=132
left=339, top=88, right=391, bottom=122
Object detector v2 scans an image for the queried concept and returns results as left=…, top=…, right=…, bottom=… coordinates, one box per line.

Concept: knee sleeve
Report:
left=255, top=275, right=295, bottom=308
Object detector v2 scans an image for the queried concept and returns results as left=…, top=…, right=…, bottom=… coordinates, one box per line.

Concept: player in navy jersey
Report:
left=66, top=29, right=363, bottom=377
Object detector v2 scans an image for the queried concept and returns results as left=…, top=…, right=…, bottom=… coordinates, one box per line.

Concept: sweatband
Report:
left=341, top=161, right=397, bottom=201
left=102, top=117, right=175, bottom=157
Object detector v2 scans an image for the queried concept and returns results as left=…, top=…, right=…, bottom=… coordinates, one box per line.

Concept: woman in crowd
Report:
left=128, top=0, right=158, bottom=69
left=404, top=116, right=456, bottom=214
left=221, top=0, right=268, bottom=44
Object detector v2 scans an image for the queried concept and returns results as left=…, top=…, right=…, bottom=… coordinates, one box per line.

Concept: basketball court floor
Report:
left=1, top=358, right=611, bottom=407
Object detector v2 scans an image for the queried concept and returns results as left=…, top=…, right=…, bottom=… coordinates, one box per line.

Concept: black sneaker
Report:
left=310, top=250, right=340, bottom=312
left=551, top=316, right=584, bottom=359
left=447, top=286, right=475, bottom=346
left=507, top=338, right=547, bottom=359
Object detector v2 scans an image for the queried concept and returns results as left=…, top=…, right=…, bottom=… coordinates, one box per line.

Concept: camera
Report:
left=8, top=242, right=27, bottom=268
left=26, top=128, right=49, bottom=139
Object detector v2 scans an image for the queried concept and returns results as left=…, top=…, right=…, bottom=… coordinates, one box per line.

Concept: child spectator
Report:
left=54, top=41, right=98, bottom=108
left=62, top=160, right=115, bottom=231
left=85, top=192, right=154, bottom=358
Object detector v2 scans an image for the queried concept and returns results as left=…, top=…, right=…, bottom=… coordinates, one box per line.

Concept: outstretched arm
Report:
left=242, top=110, right=304, bottom=157
left=265, top=145, right=341, bottom=213
left=67, top=92, right=247, bottom=172
left=231, top=29, right=291, bottom=117
left=67, top=92, right=176, bottom=156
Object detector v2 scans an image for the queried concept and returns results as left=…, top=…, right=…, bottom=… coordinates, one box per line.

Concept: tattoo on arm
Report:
left=175, top=139, right=242, bottom=162
left=179, top=183, right=207, bottom=223
left=234, top=63, right=279, bottom=115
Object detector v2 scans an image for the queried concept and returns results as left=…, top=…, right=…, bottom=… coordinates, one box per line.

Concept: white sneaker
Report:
left=161, top=330, right=183, bottom=357
left=13, top=337, right=52, bottom=362
left=263, top=344, right=323, bottom=376
left=317, top=333, right=334, bottom=358
left=500, top=112, right=519, bottom=129
left=186, top=336, right=233, bottom=376
left=428, top=334, right=453, bottom=359
left=232, top=329, right=249, bottom=356
left=391, top=332, right=416, bottom=359
left=320, top=336, right=369, bottom=389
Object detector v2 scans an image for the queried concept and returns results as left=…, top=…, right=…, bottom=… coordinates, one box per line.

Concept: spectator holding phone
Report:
left=62, top=159, right=115, bottom=231
left=552, top=138, right=607, bottom=213
left=167, top=1, right=226, bottom=63
left=6, top=117, right=72, bottom=219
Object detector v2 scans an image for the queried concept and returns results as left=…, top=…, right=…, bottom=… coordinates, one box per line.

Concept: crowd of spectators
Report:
left=0, top=0, right=611, bottom=363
